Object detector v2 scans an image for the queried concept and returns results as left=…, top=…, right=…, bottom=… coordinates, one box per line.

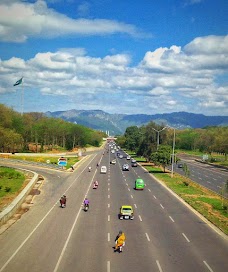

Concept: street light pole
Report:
left=171, top=128, right=176, bottom=178
left=152, top=127, right=167, bottom=150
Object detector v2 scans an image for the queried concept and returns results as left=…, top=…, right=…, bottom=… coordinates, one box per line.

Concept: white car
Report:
left=122, top=164, right=129, bottom=171
left=111, top=159, right=116, bottom=165
left=126, top=155, right=131, bottom=160
left=100, top=166, right=107, bottom=173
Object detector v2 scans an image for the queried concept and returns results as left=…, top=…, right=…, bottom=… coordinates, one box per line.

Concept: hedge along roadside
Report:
left=0, top=168, right=39, bottom=227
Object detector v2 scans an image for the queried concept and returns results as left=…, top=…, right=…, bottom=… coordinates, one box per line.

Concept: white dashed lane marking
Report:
left=169, top=216, right=175, bottom=222
left=182, top=233, right=190, bottom=242
left=145, top=233, right=150, bottom=241
left=203, top=261, right=214, bottom=272
left=156, top=260, right=163, bottom=272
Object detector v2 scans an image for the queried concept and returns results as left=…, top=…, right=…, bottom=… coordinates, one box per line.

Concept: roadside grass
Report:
left=177, top=149, right=228, bottom=167
left=0, top=167, right=26, bottom=211
left=144, top=165, right=228, bottom=235
left=6, top=155, right=79, bottom=170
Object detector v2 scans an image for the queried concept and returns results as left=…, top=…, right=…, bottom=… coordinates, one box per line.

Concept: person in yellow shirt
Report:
left=114, top=231, right=126, bottom=252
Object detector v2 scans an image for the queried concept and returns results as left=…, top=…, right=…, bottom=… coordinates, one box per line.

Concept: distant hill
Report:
left=45, top=110, right=228, bottom=135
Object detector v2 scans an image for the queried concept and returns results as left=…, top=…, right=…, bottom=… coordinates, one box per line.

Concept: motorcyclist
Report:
left=60, top=195, right=66, bottom=208
left=84, top=198, right=90, bottom=209
left=88, top=166, right=92, bottom=172
left=115, top=230, right=126, bottom=252
left=94, top=180, right=99, bottom=187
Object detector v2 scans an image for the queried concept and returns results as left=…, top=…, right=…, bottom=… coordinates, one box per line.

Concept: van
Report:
left=135, top=178, right=145, bottom=190
left=100, top=166, right=107, bottom=174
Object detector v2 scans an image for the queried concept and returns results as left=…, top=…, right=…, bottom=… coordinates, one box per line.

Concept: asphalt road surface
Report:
left=0, top=147, right=227, bottom=272
left=168, top=155, right=228, bottom=196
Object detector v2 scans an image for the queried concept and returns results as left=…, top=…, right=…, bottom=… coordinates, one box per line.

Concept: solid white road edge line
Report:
left=0, top=154, right=97, bottom=272
left=53, top=156, right=98, bottom=272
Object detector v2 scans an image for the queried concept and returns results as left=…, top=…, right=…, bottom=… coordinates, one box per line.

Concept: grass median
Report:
left=5, top=155, right=79, bottom=170
left=0, top=167, right=26, bottom=212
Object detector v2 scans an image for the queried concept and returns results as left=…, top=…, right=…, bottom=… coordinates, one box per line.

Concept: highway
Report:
left=0, top=146, right=228, bottom=272
left=169, top=155, right=228, bottom=196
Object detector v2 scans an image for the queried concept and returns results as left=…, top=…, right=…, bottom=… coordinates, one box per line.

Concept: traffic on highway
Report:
left=0, top=142, right=228, bottom=272
left=168, top=156, right=228, bottom=197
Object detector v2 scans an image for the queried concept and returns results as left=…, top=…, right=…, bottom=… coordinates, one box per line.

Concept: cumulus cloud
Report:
left=0, top=0, right=147, bottom=42
left=0, top=34, right=227, bottom=115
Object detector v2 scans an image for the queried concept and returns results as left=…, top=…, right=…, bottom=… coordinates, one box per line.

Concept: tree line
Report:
left=116, top=122, right=228, bottom=164
left=0, top=104, right=105, bottom=153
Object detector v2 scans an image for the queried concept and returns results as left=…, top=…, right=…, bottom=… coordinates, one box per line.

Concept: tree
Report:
left=150, top=145, right=172, bottom=172
left=124, top=126, right=142, bottom=152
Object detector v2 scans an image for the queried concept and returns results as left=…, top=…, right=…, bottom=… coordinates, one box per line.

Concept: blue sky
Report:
left=0, top=0, right=227, bottom=116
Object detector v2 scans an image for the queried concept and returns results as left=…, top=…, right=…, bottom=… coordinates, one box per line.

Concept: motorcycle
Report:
left=93, top=182, right=99, bottom=189
left=84, top=204, right=89, bottom=211
left=60, top=195, right=66, bottom=208
left=115, top=245, right=123, bottom=252
left=88, top=167, right=92, bottom=172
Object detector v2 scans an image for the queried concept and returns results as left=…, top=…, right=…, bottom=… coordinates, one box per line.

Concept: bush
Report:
left=5, top=187, right=11, bottom=192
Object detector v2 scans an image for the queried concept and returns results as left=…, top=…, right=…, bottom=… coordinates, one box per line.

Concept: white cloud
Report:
left=0, top=0, right=146, bottom=42
left=148, top=87, right=169, bottom=96
left=77, top=1, right=91, bottom=17
left=184, top=35, right=228, bottom=55
left=0, top=34, right=227, bottom=115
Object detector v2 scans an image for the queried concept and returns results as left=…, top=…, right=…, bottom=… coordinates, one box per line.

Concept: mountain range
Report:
left=45, top=110, right=228, bottom=135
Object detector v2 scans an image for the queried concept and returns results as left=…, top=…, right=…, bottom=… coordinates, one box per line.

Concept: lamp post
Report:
left=152, top=127, right=167, bottom=150
left=165, top=125, right=176, bottom=178
left=171, top=128, right=176, bottom=178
